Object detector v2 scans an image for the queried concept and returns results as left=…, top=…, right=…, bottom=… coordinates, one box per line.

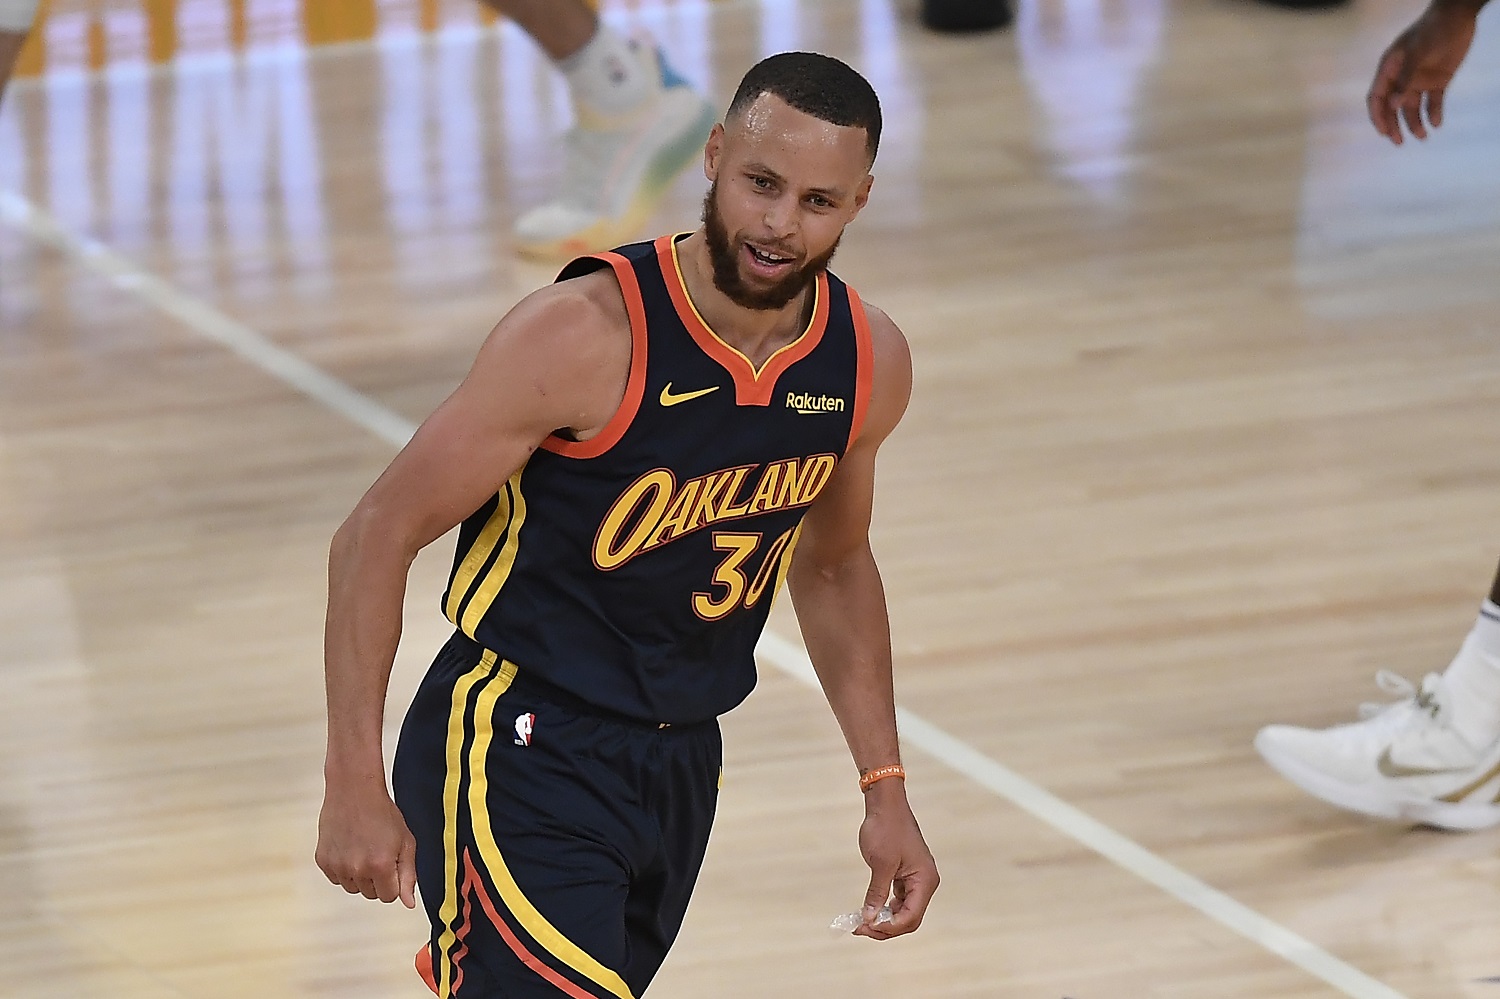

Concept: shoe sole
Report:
left=1254, top=734, right=1500, bottom=831
left=516, top=94, right=719, bottom=262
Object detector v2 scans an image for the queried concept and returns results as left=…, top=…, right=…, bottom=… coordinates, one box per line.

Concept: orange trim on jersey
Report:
left=846, top=287, right=876, bottom=451
left=451, top=888, right=475, bottom=995
left=416, top=945, right=439, bottom=996
left=656, top=234, right=831, bottom=407
left=462, top=850, right=608, bottom=999
left=541, top=252, right=649, bottom=459
left=416, top=919, right=472, bottom=997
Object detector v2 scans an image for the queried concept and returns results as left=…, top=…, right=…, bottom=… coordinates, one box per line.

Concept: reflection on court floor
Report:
left=13, top=0, right=523, bottom=78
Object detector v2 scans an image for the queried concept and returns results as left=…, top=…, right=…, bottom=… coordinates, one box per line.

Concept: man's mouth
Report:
left=745, top=243, right=796, bottom=274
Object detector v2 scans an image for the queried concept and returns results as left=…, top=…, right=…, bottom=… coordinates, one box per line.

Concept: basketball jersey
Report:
left=441, top=234, right=874, bottom=724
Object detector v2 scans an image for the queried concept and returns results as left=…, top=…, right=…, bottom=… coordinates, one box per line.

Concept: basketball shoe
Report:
left=515, top=40, right=716, bottom=261
left=1254, top=670, right=1500, bottom=830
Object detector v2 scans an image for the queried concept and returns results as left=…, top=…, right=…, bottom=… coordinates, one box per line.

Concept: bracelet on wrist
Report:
left=858, top=764, right=906, bottom=792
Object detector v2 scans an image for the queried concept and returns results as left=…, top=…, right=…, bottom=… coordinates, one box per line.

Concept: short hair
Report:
left=726, top=52, right=882, bottom=163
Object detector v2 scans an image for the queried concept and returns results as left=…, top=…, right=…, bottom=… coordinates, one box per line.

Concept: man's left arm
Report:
left=786, top=303, right=937, bottom=940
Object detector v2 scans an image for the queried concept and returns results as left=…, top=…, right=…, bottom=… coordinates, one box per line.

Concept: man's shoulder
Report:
left=523, top=267, right=631, bottom=337
left=838, top=286, right=907, bottom=361
left=466, top=270, right=634, bottom=437
left=850, top=296, right=912, bottom=434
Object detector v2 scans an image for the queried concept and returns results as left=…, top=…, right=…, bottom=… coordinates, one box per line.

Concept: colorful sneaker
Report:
left=1255, top=671, right=1500, bottom=830
left=514, top=41, right=717, bottom=260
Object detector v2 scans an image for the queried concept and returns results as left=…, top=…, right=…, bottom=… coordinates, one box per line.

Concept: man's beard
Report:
left=701, top=184, right=841, bottom=311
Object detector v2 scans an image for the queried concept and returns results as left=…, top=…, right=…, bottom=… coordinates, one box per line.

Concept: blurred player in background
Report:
left=485, top=0, right=715, bottom=259
left=1257, top=0, right=1500, bottom=829
left=0, top=0, right=714, bottom=260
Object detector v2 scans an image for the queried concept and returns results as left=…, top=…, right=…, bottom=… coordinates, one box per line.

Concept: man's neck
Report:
left=676, top=231, right=815, bottom=370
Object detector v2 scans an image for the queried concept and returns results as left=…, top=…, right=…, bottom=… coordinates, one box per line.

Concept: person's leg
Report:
left=1442, top=565, right=1500, bottom=738
left=476, top=0, right=717, bottom=261
left=397, top=643, right=656, bottom=997
left=479, top=0, right=595, bottom=61
left=621, top=721, right=722, bottom=993
left=1256, top=558, right=1500, bottom=830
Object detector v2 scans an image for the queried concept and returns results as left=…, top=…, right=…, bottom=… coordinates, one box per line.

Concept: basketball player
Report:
left=316, top=52, right=939, bottom=997
left=1254, top=1, right=1500, bottom=828
left=0, top=0, right=712, bottom=261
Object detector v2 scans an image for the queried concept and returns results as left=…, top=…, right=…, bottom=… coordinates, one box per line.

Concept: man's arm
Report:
left=1368, top=0, right=1487, bottom=144
left=786, top=303, right=937, bottom=940
left=315, top=273, right=631, bottom=907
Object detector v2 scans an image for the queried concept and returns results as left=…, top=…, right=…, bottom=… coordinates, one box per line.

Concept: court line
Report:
left=0, top=188, right=1410, bottom=999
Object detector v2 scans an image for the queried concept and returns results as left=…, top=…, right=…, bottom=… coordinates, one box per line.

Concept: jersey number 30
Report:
left=693, top=528, right=797, bottom=620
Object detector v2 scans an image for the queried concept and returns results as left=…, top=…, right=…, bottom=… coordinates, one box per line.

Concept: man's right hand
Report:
left=1368, top=0, right=1482, bottom=144
left=315, top=776, right=418, bottom=908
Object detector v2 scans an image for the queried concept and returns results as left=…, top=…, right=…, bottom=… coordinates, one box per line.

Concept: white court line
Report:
left=0, top=189, right=1410, bottom=999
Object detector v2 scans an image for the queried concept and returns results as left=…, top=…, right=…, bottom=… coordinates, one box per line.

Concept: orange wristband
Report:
left=858, top=764, right=906, bottom=792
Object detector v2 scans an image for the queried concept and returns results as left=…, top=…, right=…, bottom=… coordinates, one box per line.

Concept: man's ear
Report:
left=703, top=122, right=726, bottom=182
left=851, top=174, right=874, bottom=216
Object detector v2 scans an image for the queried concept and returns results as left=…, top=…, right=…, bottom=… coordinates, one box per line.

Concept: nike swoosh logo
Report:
left=1375, top=747, right=1473, bottom=779
left=659, top=383, right=719, bottom=407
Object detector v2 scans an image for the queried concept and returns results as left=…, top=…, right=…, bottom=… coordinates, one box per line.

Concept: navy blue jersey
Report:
left=441, top=234, right=873, bottom=724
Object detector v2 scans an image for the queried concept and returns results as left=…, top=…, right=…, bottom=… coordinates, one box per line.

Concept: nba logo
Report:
left=514, top=712, right=535, bottom=747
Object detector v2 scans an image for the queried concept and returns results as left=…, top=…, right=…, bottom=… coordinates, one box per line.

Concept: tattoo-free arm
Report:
left=316, top=277, right=630, bottom=906
left=786, top=304, right=937, bottom=938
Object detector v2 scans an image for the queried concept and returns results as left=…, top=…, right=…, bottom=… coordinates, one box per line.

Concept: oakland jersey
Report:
left=440, top=233, right=874, bottom=724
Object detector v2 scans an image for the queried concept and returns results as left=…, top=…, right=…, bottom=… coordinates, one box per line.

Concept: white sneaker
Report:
left=515, top=41, right=717, bottom=261
left=1255, top=671, right=1500, bottom=830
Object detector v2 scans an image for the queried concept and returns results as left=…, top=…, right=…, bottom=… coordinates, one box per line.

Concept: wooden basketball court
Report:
left=3, top=0, right=1500, bottom=995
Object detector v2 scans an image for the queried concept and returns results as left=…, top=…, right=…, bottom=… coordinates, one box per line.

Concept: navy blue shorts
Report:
left=392, top=632, right=722, bottom=998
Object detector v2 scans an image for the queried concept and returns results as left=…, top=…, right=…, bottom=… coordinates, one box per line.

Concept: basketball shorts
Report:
left=392, top=631, right=722, bottom=999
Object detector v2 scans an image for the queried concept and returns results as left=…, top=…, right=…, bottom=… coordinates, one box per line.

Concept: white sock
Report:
left=1442, top=599, right=1500, bottom=746
left=559, top=26, right=655, bottom=121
